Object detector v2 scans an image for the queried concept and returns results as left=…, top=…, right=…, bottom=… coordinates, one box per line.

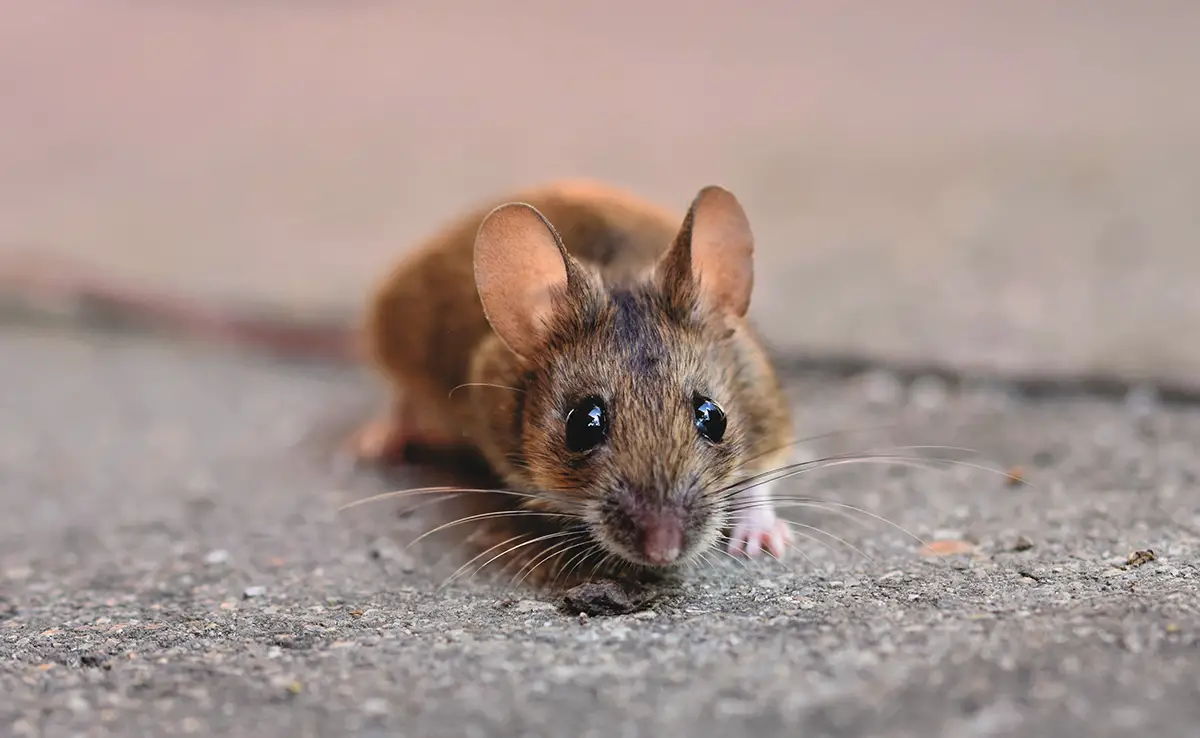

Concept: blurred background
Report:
left=3, top=1, right=1199, bottom=386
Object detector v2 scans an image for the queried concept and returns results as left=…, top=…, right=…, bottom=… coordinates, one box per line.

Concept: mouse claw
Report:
left=728, top=507, right=792, bottom=560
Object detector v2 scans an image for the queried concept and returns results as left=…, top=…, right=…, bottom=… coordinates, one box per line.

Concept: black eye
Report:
left=693, top=396, right=727, bottom=443
left=565, top=396, right=609, bottom=453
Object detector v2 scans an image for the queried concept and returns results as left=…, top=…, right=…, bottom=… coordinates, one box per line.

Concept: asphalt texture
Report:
left=2, top=326, right=1197, bottom=738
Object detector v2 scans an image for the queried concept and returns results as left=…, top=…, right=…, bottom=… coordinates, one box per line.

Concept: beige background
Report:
left=4, top=1, right=1200, bottom=384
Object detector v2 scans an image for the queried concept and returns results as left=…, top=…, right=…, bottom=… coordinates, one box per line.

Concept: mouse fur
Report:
left=356, top=179, right=796, bottom=587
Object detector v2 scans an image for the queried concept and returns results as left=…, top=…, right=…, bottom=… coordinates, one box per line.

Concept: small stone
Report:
left=512, top=599, right=556, bottom=613
left=363, top=698, right=389, bottom=715
left=79, top=653, right=108, bottom=669
left=1126, top=549, right=1156, bottom=568
left=560, top=579, right=656, bottom=617
left=203, top=549, right=230, bottom=565
left=1012, top=535, right=1035, bottom=552
left=921, top=539, right=977, bottom=557
left=1004, top=467, right=1027, bottom=488
left=243, top=586, right=267, bottom=599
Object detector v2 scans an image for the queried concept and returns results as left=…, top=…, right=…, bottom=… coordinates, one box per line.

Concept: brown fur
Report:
left=359, top=179, right=794, bottom=587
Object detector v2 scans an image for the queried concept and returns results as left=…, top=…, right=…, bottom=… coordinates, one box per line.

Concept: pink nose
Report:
left=642, top=522, right=683, bottom=566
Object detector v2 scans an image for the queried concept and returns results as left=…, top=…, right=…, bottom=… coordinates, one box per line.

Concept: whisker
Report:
left=718, top=446, right=1013, bottom=503
left=444, top=529, right=579, bottom=588
left=385, top=490, right=481, bottom=519
left=585, top=551, right=618, bottom=582
left=728, top=421, right=906, bottom=474
left=448, top=382, right=525, bottom=399
left=714, top=533, right=768, bottom=572
left=781, top=518, right=875, bottom=564
left=406, top=509, right=582, bottom=550
left=464, top=529, right=584, bottom=586
left=510, top=536, right=594, bottom=591
left=748, top=497, right=932, bottom=551
left=506, top=532, right=587, bottom=587
left=338, top=485, right=470, bottom=512
left=707, top=539, right=755, bottom=571
left=556, top=542, right=606, bottom=588
left=338, top=485, right=557, bottom=512
left=718, top=527, right=826, bottom=569
left=440, top=532, right=533, bottom=589
left=723, top=444, right=993, bottom=495
left=718, top=456, right=945, bottom=507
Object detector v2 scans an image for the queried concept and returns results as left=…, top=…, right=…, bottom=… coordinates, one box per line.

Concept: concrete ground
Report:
left=4, top=3, right=1200, bottom=737
left=2, top=327, right=1197, bottom=738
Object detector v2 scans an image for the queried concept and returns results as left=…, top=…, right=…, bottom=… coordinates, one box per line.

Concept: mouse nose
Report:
left=642, top=518, right=684, bottom=566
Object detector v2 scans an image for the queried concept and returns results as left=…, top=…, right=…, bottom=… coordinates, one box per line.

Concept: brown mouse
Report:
left=354, top=179, right=797, bottom=574
left=1, top=179, right=798, bottom=581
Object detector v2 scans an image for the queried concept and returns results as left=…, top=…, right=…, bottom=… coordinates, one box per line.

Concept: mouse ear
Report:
left=657, top=185, right=755, bottom=320
left=474, top=202, right=574, bottom=360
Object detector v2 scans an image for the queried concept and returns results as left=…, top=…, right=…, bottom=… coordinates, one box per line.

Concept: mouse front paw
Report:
left=727, top=507, right=793, bottom=559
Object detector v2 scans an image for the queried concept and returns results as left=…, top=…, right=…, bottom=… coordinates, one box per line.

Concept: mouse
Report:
left=1, top=178, right=798, bottom=584
left=353, top=179, right=797, bottom=578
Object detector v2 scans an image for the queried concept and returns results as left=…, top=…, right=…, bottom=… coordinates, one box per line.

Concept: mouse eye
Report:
left=565, top=396, right=609, bottom=453
left=693, top=395, right=727, bottom=443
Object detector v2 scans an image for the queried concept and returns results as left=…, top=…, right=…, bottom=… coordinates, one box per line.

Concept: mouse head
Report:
left=473, top=186, right=773, bottom=572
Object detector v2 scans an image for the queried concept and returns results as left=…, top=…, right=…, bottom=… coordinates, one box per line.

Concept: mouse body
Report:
left=355, top=179, right=796, bottom=577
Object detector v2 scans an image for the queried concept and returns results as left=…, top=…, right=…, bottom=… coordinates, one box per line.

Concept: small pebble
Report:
left=363, top=698, right=389, bottom=715
left=512, top=599, right=556, bottom=613
left=203, top=549, right=230, bottom=565
left=1012, top=536, right=1035, bottom=552
left=1126, top=549, right=1156, bottom=567
left=243, top=586, right=267, bottom=599
left=560, top=579, right=656, bottom=617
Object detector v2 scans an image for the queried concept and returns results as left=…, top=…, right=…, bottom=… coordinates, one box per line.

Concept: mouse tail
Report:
left=0, top=251, right=360, bottom=363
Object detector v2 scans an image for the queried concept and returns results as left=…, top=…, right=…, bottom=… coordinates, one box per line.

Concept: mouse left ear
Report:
left=474, top=202, right=577, bottom=361
left=656, top=185, right=755, bottom=321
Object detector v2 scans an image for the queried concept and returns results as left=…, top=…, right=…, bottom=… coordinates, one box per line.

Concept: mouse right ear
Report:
left=657, top=185, right=755, bottom=323
left=474, top=202, right=574, bottom=360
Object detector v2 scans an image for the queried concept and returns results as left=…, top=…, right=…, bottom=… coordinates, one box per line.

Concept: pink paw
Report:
left=727, top=507, right=793, bottom=559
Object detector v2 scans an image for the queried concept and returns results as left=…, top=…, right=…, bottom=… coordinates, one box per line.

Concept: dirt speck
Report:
left=1012, top=535, right=1035, bottom=552
left=920, top=539, right=977, bottom=557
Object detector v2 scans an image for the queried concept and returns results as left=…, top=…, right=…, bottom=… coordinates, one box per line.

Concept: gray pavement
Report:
left=2, top=327, right=1197, bottom=738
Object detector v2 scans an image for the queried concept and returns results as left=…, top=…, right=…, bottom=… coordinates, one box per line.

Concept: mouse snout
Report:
left=641, top=516, right=684, bottom=566
left=600, top=486, right=700, bottom=567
